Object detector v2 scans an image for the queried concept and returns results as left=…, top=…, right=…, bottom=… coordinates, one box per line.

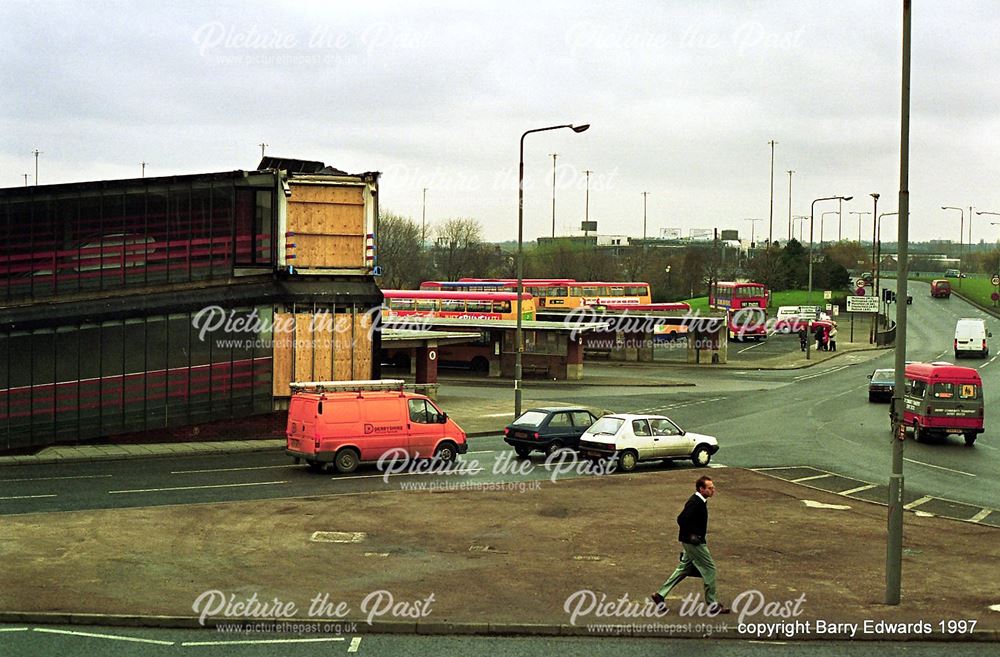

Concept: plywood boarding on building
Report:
left=272, top=310, right=373, bottom=397
left=287, top=184, right=366, bottom=269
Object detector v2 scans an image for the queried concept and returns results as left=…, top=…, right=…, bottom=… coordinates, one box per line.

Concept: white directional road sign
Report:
left=846, top=296, right=879, bottom=313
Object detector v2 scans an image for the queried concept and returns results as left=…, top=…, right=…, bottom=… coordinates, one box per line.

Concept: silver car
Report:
left=576, top=413, right=720, bottom=472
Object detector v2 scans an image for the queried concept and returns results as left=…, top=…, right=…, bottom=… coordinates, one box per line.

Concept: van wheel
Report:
left=306, top=460, right=327, bottom=473
left=514, top=446, right=532, bottom=458
left=434, top=442, right=457, bottom=463
left=334, top=448, right=360, bottom=474
left=964, top=433, right=977, bottom=446
left=954, top=351, right=960, bottom=359
left=616, top=450, right=638, bottom=473
left=913, top=422, right=923, bottom=442
left=692, top=445, right=712, bottom=467
left=545, top=440, right=564, bottom=458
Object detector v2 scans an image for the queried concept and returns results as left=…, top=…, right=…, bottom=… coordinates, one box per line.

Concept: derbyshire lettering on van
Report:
left=364, top=423, right=406, bottom=435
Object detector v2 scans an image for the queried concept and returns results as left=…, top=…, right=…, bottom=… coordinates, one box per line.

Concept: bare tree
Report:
left=431, top=218, right=488, bottom=280
left=376, top=211, right=427, bottom=288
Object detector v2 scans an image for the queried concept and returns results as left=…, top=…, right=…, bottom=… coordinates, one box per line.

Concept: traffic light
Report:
left=882, top=289, right=896, bottom=303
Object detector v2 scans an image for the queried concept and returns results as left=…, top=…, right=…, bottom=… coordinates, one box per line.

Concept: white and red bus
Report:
left=423, top=279, right=653, bottom=309
left=709, top=281, right=769, bottom=341
left=382, top=289, right=536, bottom=321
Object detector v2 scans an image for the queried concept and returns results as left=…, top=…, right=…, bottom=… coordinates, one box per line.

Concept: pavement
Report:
left=5, top=335, right=999, bottom=641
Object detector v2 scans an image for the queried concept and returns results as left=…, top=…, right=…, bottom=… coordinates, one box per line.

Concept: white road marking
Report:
left=794, top=364, right=851, bottom=381
left=108, top=481, right=289, bottom=494
left=0, top=628, right=29, bottom=632
left=481, top=412, right=513, bottom=417
left=737, top=341, right=766, bottom=354
left=791, top=474, right=832, bottom=483
left=329, top=469, right=485, bottom=482
left=902, top=458, right=976, bottom=477
left=182, top=637, right=346, bottom=646
left=903, top=495, right=934, bottom=510
left=0, top=474, right=112, bottom=483
left=969, top=508, right=994, bottom=523
left=171, top=464, right=294, bottom=474
left=839, top=484, right=878, bottom=495
left=0, top=494, right=57, bottom=500
left=32, top=628, right=174, bottom=645
left=349, top=636, right=363, bottom=652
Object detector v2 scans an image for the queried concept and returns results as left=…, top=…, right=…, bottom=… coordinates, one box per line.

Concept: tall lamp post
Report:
left=821, top=211, right=837, bottom=245
left=549, top=153, right=558, bottom=238
left=421, top=188, right=428, bottom=244
left=875, top=211, right=897, bottom=311
left=977, top=211, right=1000, bottom=284
left=516, top=123, right=589, bottom=417
left=786, top=169, right=794, bottom=243
left=793, top=215, right=808, bottom=241
left=768, top=139, right=778, bottom=245
left=641, top=191, right=650, bottom=240
left=808, top=195, right=853, bottom=360
left=849, top=211, right=870, bottom=244
left=743, top=218, right=762, bottom=249
left=942, top=206, right=964, bottom=284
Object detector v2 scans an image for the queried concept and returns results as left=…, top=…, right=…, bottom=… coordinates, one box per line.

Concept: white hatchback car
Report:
left=576, top=413, right=720, bottom=471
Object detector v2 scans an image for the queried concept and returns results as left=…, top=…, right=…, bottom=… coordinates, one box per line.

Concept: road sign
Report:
left=992, top=275, right=999, bottom=286
left=799, top=305, right=818, bottom=319
left=855, top=278, right=867, bottom=288
left=856, top=287, right=866, bottom=296
left=823, top=290, right=832, bottom=300
left=992, top=292, right=999, bottom=302
left=846, top=296, right=879, bottom=313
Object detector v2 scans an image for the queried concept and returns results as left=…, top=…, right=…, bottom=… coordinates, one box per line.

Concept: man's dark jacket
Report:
left=676, top=493, right=708, bottom=545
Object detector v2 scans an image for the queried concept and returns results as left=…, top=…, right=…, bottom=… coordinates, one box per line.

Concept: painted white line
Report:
left=0, top=628, right=29, bottom=632
left=902, top=458, right=976, bottom=477
left=737, top=341, right=766, bottom=354
left=969, top=508, right=993, bottom=523
left=839, top=484, right=878, bottom=496
left=791, top=474, right=832, bottom=483
left=329, top=469, right=486, bottom=482
left=108, top=481, right=289, bottom=494
left=467, top=450, right=497, bottom=455
left=32, top=628, right=174, bottom=645
left=0, top=494, right=57, bottom=500
left=349, top=636, right=363, bottom=652
left=183, top=637, right=346, bottom=646
left=481, top=412, right=513, bottom=417
left=753, top=465, right=820, bottom=472
left=171, top=465, right=294, bottom=474
left=0, top=474, right=112, bottom=483
left=903, top=495, right=934, bottom=510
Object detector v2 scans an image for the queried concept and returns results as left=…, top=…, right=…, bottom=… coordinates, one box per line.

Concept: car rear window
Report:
left=512, top=411, right=548, bottom=427
left=588, top=417, right=624, bottom=435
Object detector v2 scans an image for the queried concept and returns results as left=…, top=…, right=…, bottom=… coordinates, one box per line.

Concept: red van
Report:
left=930, top=279, right=951, bottom=298
left=898, top=363, right=984, bottom=446
left=286, top=380, right=468, bottom=473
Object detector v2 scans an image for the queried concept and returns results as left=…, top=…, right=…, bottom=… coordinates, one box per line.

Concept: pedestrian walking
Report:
left=798, top=327, right=807, bottom=352
left=651, top=476, right=730, bottom=614
left=829, top=323, right=838, bottom=352
left=814, top=324, right=824, bottom=351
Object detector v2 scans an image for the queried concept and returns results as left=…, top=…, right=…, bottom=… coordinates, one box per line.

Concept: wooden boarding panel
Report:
left=314, top=315, right=334, bottom=381
left=272, top=312, right=294, bottom=397
left=294, top=313, right=315, bottom=382
left=353, top=313, right=373, bottom=379
left=333, top=313, right=354, bottom=381
left=288, top=203, right=364, bottom=235
left=290, top=185, right=364, bottom=206
left=293, top=235, right=365, bottom=268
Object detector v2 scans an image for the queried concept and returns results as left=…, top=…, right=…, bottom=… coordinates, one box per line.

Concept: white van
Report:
left=954, top=318, right=991, bottom=358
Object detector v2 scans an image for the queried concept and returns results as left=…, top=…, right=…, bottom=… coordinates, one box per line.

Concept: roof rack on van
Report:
left=289, top=379, right=406, bottom=393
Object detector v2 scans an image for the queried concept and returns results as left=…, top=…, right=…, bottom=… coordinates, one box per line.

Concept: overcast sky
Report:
left=3, top=1, right=1000, bottom=245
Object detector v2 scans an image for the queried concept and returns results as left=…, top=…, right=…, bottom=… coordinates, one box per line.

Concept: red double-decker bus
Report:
left=709, top=281, right=769, bottom=341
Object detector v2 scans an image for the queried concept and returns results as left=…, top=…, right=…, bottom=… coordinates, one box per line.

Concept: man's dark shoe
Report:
left=708, top=602, right=731, bottom=615
left=650, top=593, right=666, bottom=610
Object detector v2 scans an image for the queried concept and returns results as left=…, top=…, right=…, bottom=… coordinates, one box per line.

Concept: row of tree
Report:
left=375, top=210, right=997, bottom=300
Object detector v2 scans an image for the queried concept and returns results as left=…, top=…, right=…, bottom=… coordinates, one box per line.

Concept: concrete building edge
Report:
left=0, top=613, right=997, bottom=640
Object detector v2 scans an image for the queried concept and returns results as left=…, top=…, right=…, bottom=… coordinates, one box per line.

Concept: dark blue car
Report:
left=503, top=407, right=600, bottom=458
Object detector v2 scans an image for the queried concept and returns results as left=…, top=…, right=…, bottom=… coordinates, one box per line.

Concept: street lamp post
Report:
left=583, top=169, right=593, bottom=237
left=942, top=206, right=964, bottom=284
left=808, top=195, right=853, bottom=360
left=870, top=194, right=881, bottom=300
left=786, top=169, right=794, bottom=244
left=793, top=215, right=808, bottom=241
left=549, top=154, right=558, bottom=238
left=849, top=211, right=870, bottom=244
left=876, top=211, right=897, bottom=315
left=821, top=211, right=837, bottom=245
left=768, top=139, right=778, bottom=245
left=421, top=188, right=428, bottom=244
left=743, top=218, right=762, bottom=249
left=642, top=191, right=650, bottom=240
left=516, top=123, right=589, bottom=417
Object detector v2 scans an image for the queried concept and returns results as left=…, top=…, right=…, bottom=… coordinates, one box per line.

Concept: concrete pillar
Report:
left=415, top=345, right=438, bottom=383
left=566, top=333, right=584, bottom=380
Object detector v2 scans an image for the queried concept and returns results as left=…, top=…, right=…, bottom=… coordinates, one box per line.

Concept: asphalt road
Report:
left=1, top=624, right=994, bottom=657
left=1, top=280, right=997, bottom=517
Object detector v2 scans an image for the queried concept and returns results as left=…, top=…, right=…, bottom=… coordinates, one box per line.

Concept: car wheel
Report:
left=912, top=422, right=923, bottom=442
left=868, top=392, right=876, bottom=403
left=434, top=442, right=457, bottom=463
left=616, top=449, right=638, bottom=473
left=514, top=446, right=532, bottom=458
left=692, top=445, right=712, bottom=467
left=954, top=351, right=960, bottom=359
left=545, top=440, right=564, bottom=458
left=964, top=433, right=977, bottom=447
left=334, top=448, right=360, bottom=474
